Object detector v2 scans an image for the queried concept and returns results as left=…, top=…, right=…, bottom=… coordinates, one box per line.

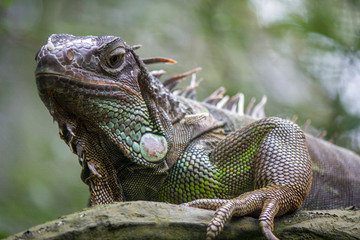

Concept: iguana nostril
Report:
left=65, top=49, right=75, bottom=64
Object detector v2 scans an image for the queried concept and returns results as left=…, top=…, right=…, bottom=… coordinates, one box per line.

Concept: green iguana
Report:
left=35, top=34, right=360, bottom=240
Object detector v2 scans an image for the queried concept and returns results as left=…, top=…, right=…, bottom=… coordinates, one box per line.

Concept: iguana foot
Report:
left=183, top=186, right=297, bottom=240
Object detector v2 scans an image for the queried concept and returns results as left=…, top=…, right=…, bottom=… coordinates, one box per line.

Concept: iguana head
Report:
left=35, top=34, right=182, bottom=203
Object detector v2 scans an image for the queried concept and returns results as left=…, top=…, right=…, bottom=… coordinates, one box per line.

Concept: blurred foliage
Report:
left=0, top=0, right=359, bottom=237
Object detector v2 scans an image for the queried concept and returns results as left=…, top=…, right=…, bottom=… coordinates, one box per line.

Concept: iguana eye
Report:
left=106, top=47, right=125, bottom=68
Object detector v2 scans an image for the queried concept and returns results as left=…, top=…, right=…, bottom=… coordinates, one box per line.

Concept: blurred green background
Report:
left=1, top=0, right=360, bottom=237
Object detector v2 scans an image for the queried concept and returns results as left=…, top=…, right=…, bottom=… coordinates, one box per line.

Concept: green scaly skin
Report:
left=35, top=34, right=359, bottom=240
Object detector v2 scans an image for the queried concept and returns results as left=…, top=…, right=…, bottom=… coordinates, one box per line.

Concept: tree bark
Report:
left=6, top=201, right=360, bottom=240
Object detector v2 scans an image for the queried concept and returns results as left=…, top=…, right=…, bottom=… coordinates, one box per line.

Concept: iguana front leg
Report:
left=183, top=117, right=313, bottom=240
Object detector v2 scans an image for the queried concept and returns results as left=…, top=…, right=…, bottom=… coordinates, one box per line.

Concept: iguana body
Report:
left=35, top=34, right=360, bottom=239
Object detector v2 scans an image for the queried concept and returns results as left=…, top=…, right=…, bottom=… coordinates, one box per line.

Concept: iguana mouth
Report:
left=36, top=72, right=117, bottom=98
left=36, top=72, right=119, bottom=86
left=36, top=72, right=141, bottom=99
